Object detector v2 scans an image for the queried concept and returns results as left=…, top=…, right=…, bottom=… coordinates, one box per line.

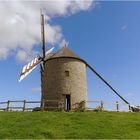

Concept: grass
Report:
left=0, top=111, right=140, bottom=139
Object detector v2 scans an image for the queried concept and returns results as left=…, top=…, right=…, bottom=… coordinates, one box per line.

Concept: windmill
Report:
left=18, top=13, right=139, bottom=112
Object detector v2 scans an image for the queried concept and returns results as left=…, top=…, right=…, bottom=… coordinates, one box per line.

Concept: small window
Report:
left=65, top=71, right=69, bottom=76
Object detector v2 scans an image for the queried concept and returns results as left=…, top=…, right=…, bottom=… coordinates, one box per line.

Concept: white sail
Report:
left=45, top=47, right=54, bottom=56
left=18, top=56, right=41, bottom=82
left=18, top=66, right=37, bottom=82
left=18, top=47, right=54, bottom=82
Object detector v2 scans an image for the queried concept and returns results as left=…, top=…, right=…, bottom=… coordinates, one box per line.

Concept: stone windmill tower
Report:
left=41, top=46, right=88, bottom=111
left=19, top=13, right=139, bottom=112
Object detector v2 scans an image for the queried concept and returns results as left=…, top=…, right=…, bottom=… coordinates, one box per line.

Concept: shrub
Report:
left=93, top=106, right=104, bottom=112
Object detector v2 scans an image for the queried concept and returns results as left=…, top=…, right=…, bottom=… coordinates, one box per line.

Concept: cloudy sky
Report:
left=0, top=1, right=140, bottom=110
left=0, top=0, right=93, bottom=61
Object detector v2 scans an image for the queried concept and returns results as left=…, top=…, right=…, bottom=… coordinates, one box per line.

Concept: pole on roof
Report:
left=41, top=10, right=46, bottom=61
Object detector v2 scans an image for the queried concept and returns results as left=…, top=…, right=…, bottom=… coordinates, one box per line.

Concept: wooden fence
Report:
left=73, top=100, right=137, bottom=112
left=0, top=100, right=139, bottom=112
left=0, top=100, right=59, bottom=112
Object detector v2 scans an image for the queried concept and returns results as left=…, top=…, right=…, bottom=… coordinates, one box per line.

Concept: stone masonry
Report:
left=41, top=47, right=88, bottom=110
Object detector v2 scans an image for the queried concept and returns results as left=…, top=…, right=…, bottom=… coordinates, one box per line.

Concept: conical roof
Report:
left=48, top=46, right=82, bottom=60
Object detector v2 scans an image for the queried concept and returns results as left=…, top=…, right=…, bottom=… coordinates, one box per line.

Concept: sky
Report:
left=0, top=1, right=140, bottom=110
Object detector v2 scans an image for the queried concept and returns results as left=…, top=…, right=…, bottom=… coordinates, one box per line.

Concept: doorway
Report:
left=65, top=95, right=71, bottom=111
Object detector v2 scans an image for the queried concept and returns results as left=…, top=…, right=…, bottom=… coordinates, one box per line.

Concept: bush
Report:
left=32, top=107, right=43, bottom=112
left=93, top=106, right=104, bottom=112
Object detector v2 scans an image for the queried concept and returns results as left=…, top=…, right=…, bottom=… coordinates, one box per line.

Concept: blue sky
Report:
left=0, top=1, right=140, bottom=108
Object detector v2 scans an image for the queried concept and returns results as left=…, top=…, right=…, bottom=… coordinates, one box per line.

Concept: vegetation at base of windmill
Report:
left=47, top=108, right=65, bottom=112
left=0, top=112, right=140, bottom=139
left=93, top=106, right=104, bottom=112
left=32, top=107, right=43, bottom=112
left=73, top=107, right=84, bottom=112
left=73, top=108, right=81, bottom=112
left=32, top=107, right=65, bottom=112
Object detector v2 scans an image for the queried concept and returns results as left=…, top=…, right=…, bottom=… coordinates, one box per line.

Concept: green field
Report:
left=0, top=111, right=140, bottom=139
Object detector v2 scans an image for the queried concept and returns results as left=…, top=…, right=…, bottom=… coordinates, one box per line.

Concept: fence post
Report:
left=7, top=100, right=10, bottom=111
left=42, top=99, right=45, bottom=111
left=101, top=100, right=104, bottom=109
left=23, top=100, right=26, bottom=112
left=116, top=101, right=119, bottom=112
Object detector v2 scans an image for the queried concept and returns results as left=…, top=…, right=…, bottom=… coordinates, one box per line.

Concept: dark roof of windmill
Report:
left=46, top=46, right=83, bottom=61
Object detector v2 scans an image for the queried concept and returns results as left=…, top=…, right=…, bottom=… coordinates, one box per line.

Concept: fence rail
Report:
left=0, top=100, right=139, bottom=112
left=0, top=100, right=41, bottom=111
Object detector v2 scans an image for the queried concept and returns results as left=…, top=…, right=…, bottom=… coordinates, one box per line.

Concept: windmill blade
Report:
left=43, top=47, right=55, bottom=61
left=18, top=47, right=54, bottom=82
left=18, top=56, right=42, bottom=82
left=19, top=65, right=37, bottom=82
left=45, top=47, right=54, bottom=57
left=86, top=62, right=130, bottom=105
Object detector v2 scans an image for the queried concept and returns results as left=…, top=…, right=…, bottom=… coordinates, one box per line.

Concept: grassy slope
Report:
left=0, top=112, right=140, bottom=139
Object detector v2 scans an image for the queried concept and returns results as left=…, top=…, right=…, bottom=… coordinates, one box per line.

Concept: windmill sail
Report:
left=45, top=47, right=54, bottom=56
left=19, top=65, right=37, bottom=82
left=18, top=56, right=42, bottom=82
left=18, top=47, right=54, bottom=82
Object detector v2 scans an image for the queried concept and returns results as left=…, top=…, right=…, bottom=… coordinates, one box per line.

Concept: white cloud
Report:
left=16, top=50, right=32, bottom=62
left=0, top=0, right=94, bottom=62
left=121, top=24, right=127, bottom=31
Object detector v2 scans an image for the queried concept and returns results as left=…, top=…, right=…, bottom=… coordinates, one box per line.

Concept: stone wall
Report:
left=41, top=58, right=88, bottom=110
